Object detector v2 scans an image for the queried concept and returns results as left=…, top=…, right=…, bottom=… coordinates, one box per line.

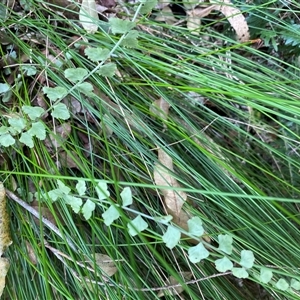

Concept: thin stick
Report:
left=6, top=189, right=77, bottom=252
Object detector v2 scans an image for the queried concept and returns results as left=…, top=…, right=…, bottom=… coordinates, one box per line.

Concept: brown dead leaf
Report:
left=186, top=10, right=201, bottom=35
left=150, top=97, right=170, bottom=131
left=187, top=5, right=216, bottom=18
left=59, top=150, right=81, bottom=169
left=30, top=201, right=58, bottom=227
left=152, top=97, right=190, bottom=235
left=154, top=149, right=202, bottom=244
left=154, top=149, right=187, bottom=217
left=25, top=241, right=38, bottom=265
left=89, top=253, right=117, bottom=278
left=186, top=1, right=249, bottom=41
left=157, top=272, right=193, bottom=297
left=45, top=122, right=71, bottom=150
left=67, top=97, right=82, bottom=114
left=154, top=142, right=210, bottom=245
left=211, top=0, right=249, bottom=42
left=187, top=6, right=216, bottom=35
left=35, top=93, right=48, bottom=119
left=150, top=97, right=170, bottom=119
left=96, top=4, right=109, bottom=13
left=151, top=97, right=208, bottom=244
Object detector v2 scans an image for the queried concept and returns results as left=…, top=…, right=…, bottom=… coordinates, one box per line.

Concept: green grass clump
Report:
left=1, top=0, right=300, bottom=299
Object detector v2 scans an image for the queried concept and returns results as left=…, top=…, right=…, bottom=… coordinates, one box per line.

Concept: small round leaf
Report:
left=260, top=268, right=273, bottom=284
left=275, top=278, right=289, bottom=291
left=188, top=243, right=209, bottom=263
left=240, top=250, right=255, bottom=269
left=162, top=226, right=181, bottom=249
left=215, top=256, right=233, bottom=272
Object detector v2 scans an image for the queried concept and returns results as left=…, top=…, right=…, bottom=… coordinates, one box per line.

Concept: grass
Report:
left=1, top=0, right=300, bottom=299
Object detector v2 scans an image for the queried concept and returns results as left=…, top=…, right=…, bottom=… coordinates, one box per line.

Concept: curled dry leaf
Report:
left=157, top=271, right=193, bottom=297
left=43, top=0, right=80, bottom=19
left=47, top=0, right=79, bottom=10
left=211, top=0, right=249, bottom=42
left=184, top=0, right=206, bottom=10
left=154, top=150, right=203, bottom=244
left=187, top=6, right=216, bottom=35
left=186, top=1, right=249, bottom=41
left=99, top=0, right=116, bottom=8
left=35, top=93, right=49, bottom=119
left=186, top=10, right=202, bottom=35
left=67, top=97, right=82, bottom=114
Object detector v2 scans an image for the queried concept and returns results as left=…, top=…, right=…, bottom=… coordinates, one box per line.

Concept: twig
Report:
left=45, top=239, right=231, bottom=292
left=6, top=189, right=77, bottom=252
left=74, top=269, right=232, bottom=292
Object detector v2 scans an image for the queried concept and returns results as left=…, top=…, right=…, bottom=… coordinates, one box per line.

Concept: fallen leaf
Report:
left=152, top=97, right=191, bottom=240
left=30, top=201, right=58, bottom=226
left=186, top=10, right=202, bottom=35
left=157, top=272, right=193, bottom=297
left=59, top=150, right=81, bottom=169
left=80, top=0, right=99, bottom=34
left=154, top=149, right=187, bottom=217
left=186, top=5, right=216, bottom=35
left=89, top=253, right=117, bottom=278
left=70, top=97, right=83, bottom=113
left=45, top=122, right=71, bottom=150
left=150, top=97, right=170, bottom=131
left=150, top=97, right=170, bottom=119
left=211, top=0, right=249, bottom=42
left=185, top=1, right=249, bottom=41
left=25, top=241, right=38, bottom=265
